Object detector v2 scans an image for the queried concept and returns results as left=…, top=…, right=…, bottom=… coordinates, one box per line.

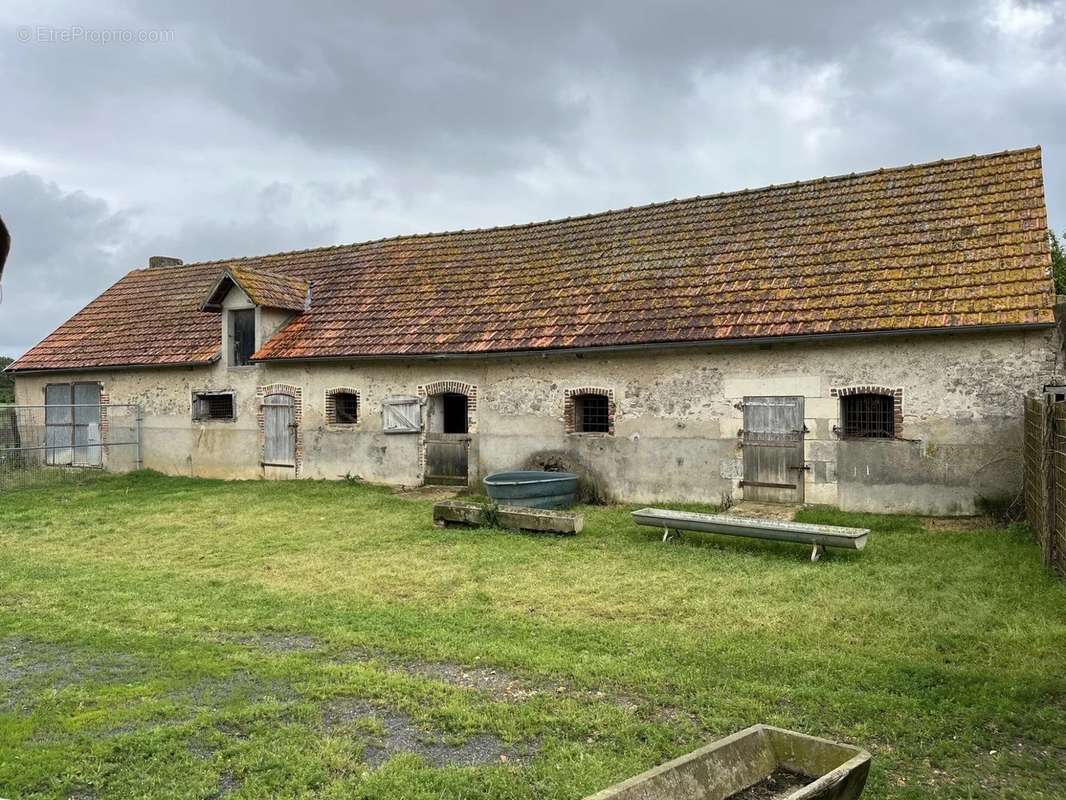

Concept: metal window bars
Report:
left=576, top=393, right=611, bottom=433
left=841, top=393, right=894, bottom=439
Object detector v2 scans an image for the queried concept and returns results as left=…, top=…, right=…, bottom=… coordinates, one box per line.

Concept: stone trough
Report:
left=583, top=725, right=871, bottom=800
left=433, top=499, right=583, bottom=534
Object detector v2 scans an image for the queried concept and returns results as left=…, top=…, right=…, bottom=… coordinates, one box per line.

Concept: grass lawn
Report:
left=1, top=472, right=1064, bottom=799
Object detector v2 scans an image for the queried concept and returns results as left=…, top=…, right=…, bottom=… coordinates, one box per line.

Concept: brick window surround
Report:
left=256, top=383, right=303, bottom=475
left=831, top=385, right=903, bottom=439
left=325, top=387, right=360, bottom=427
left=564, top=387, right=616, bottom=435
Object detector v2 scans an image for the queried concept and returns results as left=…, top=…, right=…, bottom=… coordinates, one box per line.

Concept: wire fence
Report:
left=0, top=404, right=141, bottom=493
left=1022, top=396, right=1066, bottom=579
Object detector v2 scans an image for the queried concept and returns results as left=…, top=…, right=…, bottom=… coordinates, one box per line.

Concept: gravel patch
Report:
left=169, top=671, right=295, bottom=708
left=401, top=661, right=541, bottom=702
left=323, top=698, right=535, bottom=768
left=336, top=647, right=706, bottom=734
left=0, top=635, right=147, bottom=714
left=210, top=772, right=241, bottom=798
left=226, top=632, right=321, bottom=653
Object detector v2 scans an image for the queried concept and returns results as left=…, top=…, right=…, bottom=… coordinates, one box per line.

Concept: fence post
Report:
left=135, top=404, right=144, bottom=471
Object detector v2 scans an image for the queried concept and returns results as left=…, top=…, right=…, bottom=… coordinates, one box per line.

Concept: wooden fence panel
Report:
left=1051, top=405, right=1066, bottom=575
left=1023, top=396, right=1065, bottom=578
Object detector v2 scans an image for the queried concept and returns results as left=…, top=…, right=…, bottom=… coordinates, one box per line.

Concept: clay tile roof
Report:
left=201, top=265, right=309, bottom=312
left=8, top=147, right=1056, bottom=373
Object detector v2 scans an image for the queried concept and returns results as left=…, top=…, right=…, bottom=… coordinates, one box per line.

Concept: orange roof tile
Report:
left=8, top=147, right=1056, bottom=373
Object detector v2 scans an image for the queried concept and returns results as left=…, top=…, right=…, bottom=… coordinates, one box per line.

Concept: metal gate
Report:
left=741, top=396, right=806, bottom=503
left=262, top=393, right=296, bottom=468
left=0, top=403, right=142, bottom=492
left=424, top=433, right=469, bottom=486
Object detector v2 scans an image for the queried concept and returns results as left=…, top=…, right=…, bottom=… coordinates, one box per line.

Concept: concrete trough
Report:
left=583, top=724, right=871, bottom=800
left=433, top=499, right=583, bottom=534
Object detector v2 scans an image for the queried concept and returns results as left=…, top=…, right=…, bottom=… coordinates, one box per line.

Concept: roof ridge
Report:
left=135, top=146, right=1041, bottom=272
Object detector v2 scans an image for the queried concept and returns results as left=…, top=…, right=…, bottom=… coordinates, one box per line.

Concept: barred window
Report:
left=331, top=392, right=359, bottom=424
left=574, top=393, right=611, bottom=433
left=193, top=392, right=235, bottom=421
left=841, top=393, right=894, bottom=439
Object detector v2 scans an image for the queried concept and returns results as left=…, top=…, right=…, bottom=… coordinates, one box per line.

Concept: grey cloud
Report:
left=1, top=0, right=1065, bottom=357
left=0, top=173, right=336, bottom=355
left=0, top=173, right=133, bottom=355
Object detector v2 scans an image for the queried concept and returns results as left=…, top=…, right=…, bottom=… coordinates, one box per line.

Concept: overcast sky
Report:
left=1, top=0, right=1064, bottom=357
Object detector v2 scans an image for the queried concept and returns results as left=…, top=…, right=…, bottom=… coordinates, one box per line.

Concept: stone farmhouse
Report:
left=7, top=147, right=1063, bottom=514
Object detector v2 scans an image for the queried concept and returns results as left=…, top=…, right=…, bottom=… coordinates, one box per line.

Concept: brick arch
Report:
left=256, top=383, right=304, bottom=474
left=417, top=381, right=478, bottom=433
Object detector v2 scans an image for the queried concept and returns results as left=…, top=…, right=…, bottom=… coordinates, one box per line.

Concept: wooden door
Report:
left=424, top=434, right=469, bottom=486
left=262, top=393, right=296, bottom=467
left=424, top=392, right=470, bottom=486
left=742, top=396, right=805, bottom=503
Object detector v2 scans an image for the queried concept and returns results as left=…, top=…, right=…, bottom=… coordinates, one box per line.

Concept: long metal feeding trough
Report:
left=632, top=508, right=869, bottom=561
left=583, top=724, right=871, bottom=800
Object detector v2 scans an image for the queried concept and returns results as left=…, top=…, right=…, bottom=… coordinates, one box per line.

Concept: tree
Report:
left=1051, top=230, right=1066, bottom=296
left=0, top=357, right=13, bottom=403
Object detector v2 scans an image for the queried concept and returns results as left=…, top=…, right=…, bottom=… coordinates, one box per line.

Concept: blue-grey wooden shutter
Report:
left=382, top=396, right=421, bottom=434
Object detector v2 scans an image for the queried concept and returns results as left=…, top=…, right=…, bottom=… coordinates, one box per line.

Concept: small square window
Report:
left=330, top=392, right=359, bottom=424
left=573, top=393, right=611, bottom=434
left=841, top=393, right=894, bottom=438
left=193, top=392, right=235, bottom=421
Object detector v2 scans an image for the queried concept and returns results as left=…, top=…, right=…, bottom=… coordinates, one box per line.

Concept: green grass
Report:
left=1, top=472, right=1064, bottom=799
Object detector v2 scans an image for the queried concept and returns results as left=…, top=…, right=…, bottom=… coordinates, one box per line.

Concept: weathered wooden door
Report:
left=425, top=433, right=470, bottom=486
left=424, top=392, right=469, bottom=486
left=742, top=396, right=805, bottom=503
left=262, top=393, right=296, bottom=468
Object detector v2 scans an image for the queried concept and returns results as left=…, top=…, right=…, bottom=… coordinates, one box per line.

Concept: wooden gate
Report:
left=424, top=433, right=469, bottom=486
left=742, top=396, right=805, bottom=503
left=262, top=393, right=296, bottom=468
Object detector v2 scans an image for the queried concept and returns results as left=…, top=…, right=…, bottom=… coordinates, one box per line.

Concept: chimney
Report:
left=148, top=255, right=183, bottom=268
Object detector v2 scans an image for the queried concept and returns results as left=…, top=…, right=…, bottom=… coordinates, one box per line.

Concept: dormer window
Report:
left=231, top=309, right=256, bottom=366
left=200, top=266, right=309, bottom=368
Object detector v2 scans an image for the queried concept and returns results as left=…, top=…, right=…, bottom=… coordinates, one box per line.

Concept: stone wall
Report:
left=14, top=327, right=1063, bottom=514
